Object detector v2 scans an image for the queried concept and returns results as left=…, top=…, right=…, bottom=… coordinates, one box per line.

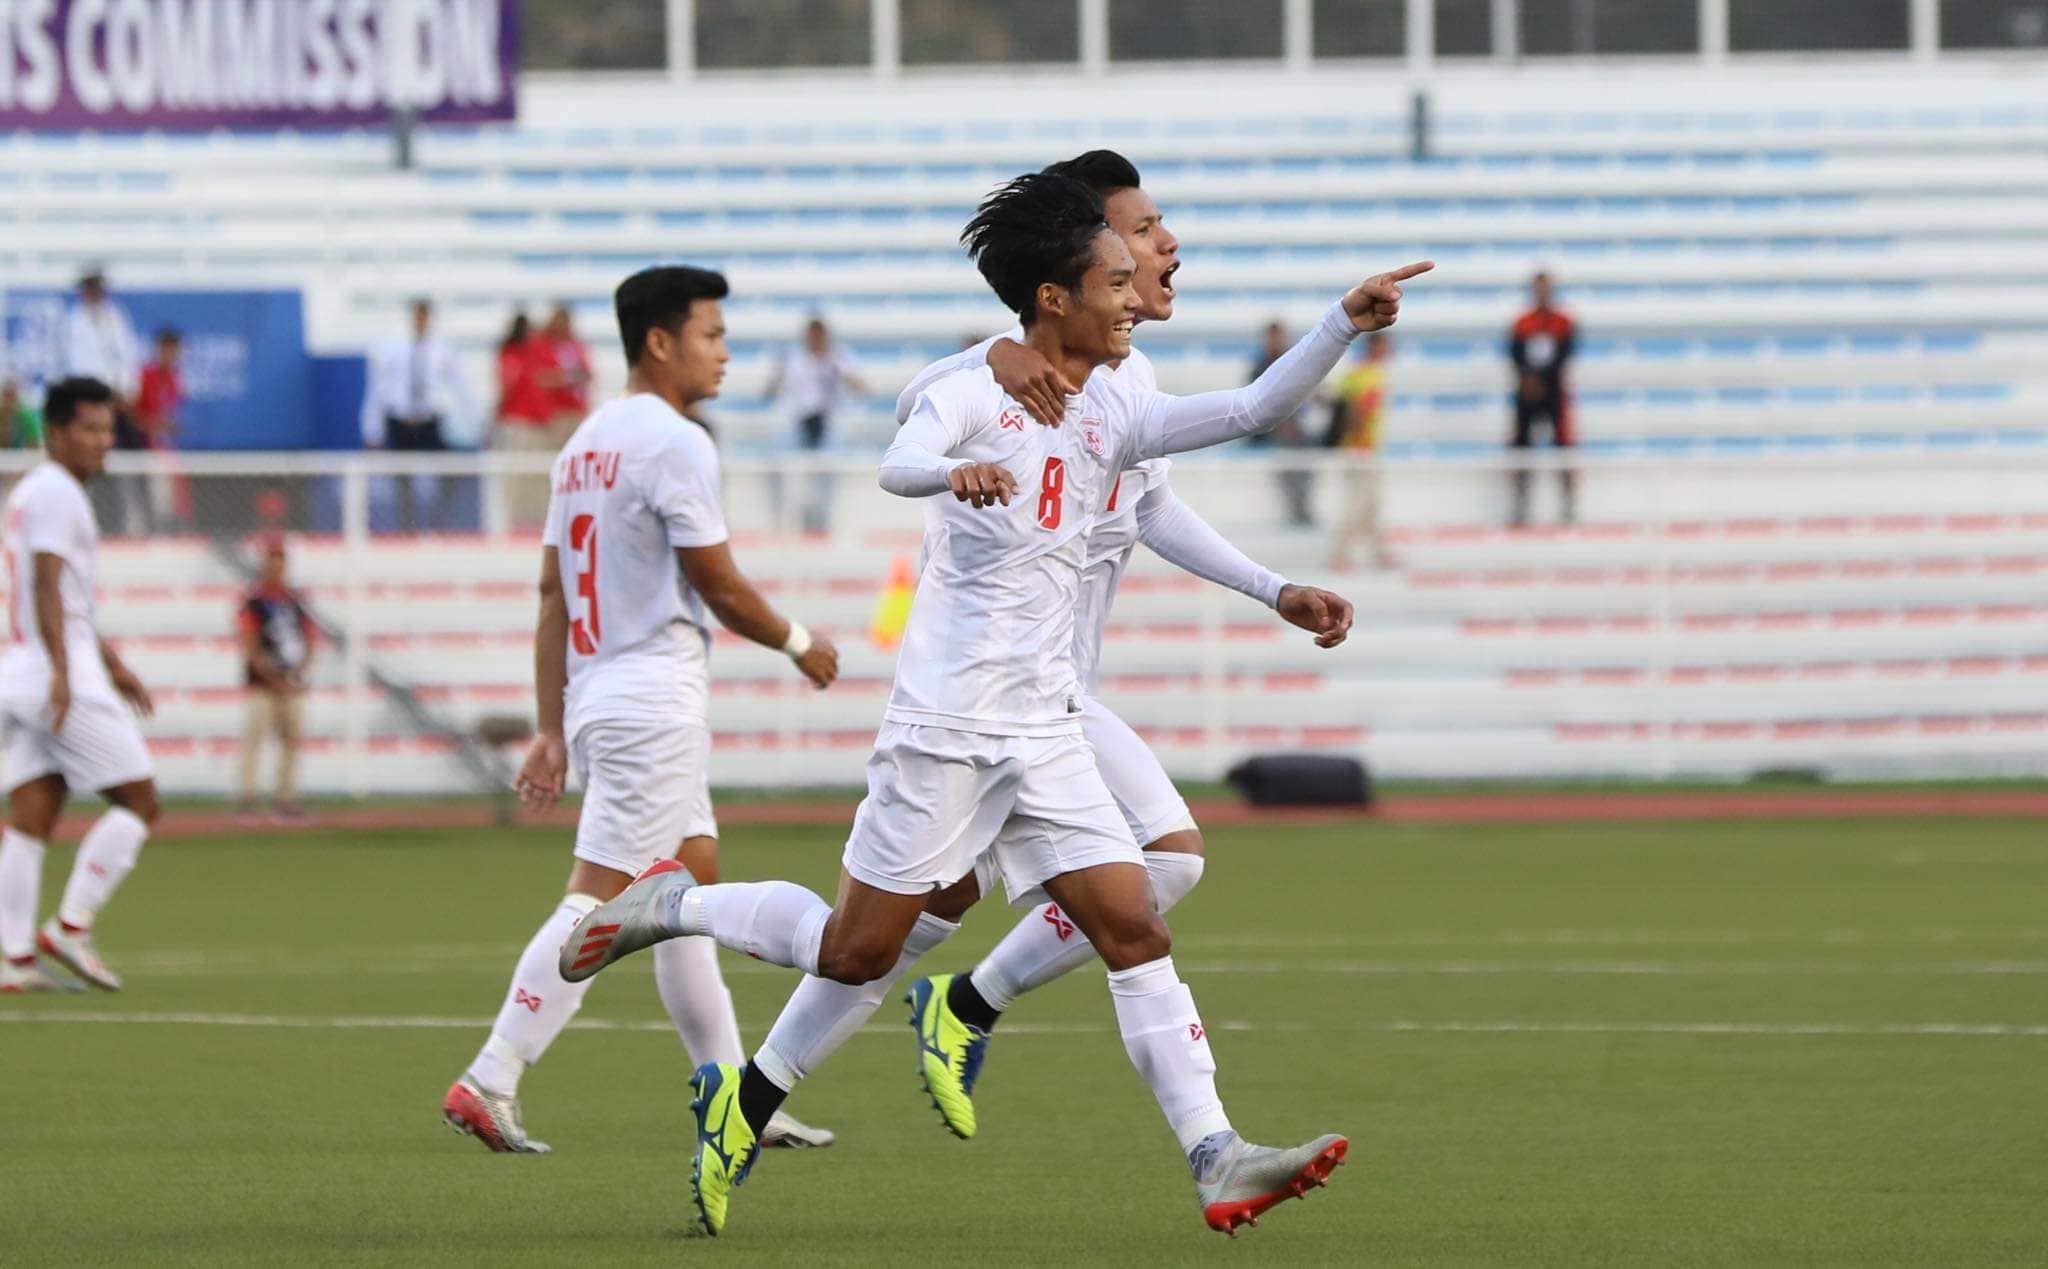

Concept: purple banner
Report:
left=0, top=0, right=518, bottom=130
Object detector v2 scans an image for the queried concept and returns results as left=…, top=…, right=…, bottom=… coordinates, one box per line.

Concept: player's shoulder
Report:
left=11, top=462, right=81, bottom=511
left=1114, top=344, right=1159, bottom=393
left=914, top=363, right=1007, bottom=418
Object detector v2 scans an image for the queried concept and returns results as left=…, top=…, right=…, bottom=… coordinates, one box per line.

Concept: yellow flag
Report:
left=869, top=552, right=916, bottom=650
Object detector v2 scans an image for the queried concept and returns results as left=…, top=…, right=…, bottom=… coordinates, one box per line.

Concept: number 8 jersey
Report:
left=542, top=394, right=729, bottom=739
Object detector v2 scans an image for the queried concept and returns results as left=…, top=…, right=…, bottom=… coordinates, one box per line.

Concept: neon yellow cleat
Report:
left=905, top=974, right=990, bottom=1140
left=687, top=1062, right=760, bottom=1237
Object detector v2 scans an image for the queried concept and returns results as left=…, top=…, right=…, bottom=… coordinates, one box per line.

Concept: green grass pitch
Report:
left=5, top=815, right=2046, bottom=1265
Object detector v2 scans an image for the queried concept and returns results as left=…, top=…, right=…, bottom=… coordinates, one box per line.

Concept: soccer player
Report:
left=559, top=174, right=1426, bottom=1235
left=884, top=151, right=1358, bottom=1140
left=440, top=266, right=842, bottom=1153
left=1, top=377, right=162, bottom=994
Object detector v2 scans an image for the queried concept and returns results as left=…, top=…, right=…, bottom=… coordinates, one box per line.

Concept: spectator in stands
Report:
left=135, top=327, right=188, bottom=527
left=236, top=538, right=315, bottom=824
left=62, top=267, right=146, bottom=534
left=1246, top=319, right=1315, bottom=527
left=2, top=379, right=39, bottom=449
left=1326, top=333, right=1397, bottom=572
left=539, top=302, right=593, bottom=427
left=492, top=311, right=556, bottom=530
left=361, top=298, right=478, bottom=532
left=767, top=316, right=866, bottom=533
left=1508, top=271, right=1578, bottom=526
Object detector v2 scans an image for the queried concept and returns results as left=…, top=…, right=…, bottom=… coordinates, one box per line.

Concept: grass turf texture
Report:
left=5, top=817, right=2046, bottom=1266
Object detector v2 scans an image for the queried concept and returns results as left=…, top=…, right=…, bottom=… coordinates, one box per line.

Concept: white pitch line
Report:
left=1, top=1011, right=2044, bottom=1039
left=111, top=954, right=2048, bottom=980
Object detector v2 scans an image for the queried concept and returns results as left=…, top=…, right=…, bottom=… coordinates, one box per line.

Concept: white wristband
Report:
left=782, top=620, right=813, bottom=660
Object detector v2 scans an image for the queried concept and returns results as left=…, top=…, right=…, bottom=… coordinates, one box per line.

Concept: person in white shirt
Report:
left=59, top=271, right=140, bottom=403
left=0, top=378, right=163, bottom=994
left=359, top=299, right=480, bottom=532
left=442, top=266, right=842, bottom=1156
left=60, top=269, right=148, bottom=536
left=766, top=317, right=867, bottom=533
left=553, top=172, right=1427, bottom=1237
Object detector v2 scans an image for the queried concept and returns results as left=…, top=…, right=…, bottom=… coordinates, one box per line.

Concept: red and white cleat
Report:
left=1196, top=1132, right=1348, bottom=1236
left=442, top=1078, right=551, bottom=1154
left=0, top=957, right=71, bottom=993
left=37, top=920, right=121, bottom=991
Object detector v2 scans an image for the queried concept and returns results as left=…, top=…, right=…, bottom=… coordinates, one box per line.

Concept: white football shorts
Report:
left=842, top=722, right=1144, bottom=907
left=2, top=691, right=154, bottom=794
left=570, top=720, right=717, bottom=877
left=1080, top=696, right=1195, bottom=846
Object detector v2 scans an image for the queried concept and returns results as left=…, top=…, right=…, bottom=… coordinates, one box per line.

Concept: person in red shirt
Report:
left=1508, top=272, right=1577, bottom=526
left=133, top=327, right=190, bottom=527
left=492, top=312, right=558, bottom=530
left=539, top=302, right=593, bottom=425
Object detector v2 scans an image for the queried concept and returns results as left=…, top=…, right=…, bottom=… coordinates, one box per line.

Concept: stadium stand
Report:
left=3, top=70, right=2047, bottom=454
left=4, top=67, right=2046, bottom=791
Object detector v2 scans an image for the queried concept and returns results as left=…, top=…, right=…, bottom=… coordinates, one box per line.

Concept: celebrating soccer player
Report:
left=441, top=266, right=840, bottom=1154
left=1, top=378, right=163, bottom=994
left=557, top=173, right=1426, bottom=1235
left=890, top=151, right=1358, bottom=1138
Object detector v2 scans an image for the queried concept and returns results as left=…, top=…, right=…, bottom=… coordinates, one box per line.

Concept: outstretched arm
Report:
left=1133, top=477, right=1287, bottom=609
left=1127, top=262, right=1431, bottom=463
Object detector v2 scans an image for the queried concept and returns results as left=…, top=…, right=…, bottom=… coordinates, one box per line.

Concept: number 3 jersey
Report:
left=878, top=300, right=1358, bottom=739
left=543, top=393, right=729, bottom=738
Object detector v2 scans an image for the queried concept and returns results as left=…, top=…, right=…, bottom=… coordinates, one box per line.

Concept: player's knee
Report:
left=1145, top=824, right=1204, bottom=858
left=1092, top=908, right=1172, bottom=970
left=815, top=941, right=896, bottom=987
left=115, top=784, right=162, bottom=827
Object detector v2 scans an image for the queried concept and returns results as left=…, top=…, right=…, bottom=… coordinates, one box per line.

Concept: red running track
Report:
left=58, top=788, right=2048, bottom=841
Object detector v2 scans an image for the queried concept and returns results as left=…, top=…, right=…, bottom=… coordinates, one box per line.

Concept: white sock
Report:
left=466, top=893, right=601, bottom=1096
left=972, top=852, right=1205, bottom=1012
left=57, top=807, right=148, bottom=931
left=654, top=935, right=746, bottom=1068
left=1107, top=955, right=1232, bottom=1154
left=755, top=912, right=959, bottom=1089
left=0, top=829, right=45, bottom=961
left=673, top=880, right=829, bottom=977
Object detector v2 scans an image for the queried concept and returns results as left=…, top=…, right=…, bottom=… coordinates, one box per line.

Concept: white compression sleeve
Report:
left=1133, top=480, right=1288, bottom=609
left=878, top=396, right=969, bottom=497
left=1129, top=302, right=1356, bottom=461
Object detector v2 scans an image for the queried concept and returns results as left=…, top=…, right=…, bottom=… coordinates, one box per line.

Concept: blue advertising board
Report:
left=4, top=287, right=315, bottom=449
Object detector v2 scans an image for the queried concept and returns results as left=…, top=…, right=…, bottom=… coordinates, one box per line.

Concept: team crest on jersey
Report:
left=1081, top=419, right=1106, bottom=458
left=999, top=407, right=1027, bottom=433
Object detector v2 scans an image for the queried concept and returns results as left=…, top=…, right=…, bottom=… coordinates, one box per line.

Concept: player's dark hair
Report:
left=961, top=173, right=1108, bottom=328
left=1043, top=149, right=1142, bottom=197
left=43, top=376, right=114, bottom=427
left=615, top=265, right=730, bottom=366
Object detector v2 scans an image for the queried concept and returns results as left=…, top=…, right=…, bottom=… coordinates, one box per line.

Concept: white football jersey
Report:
left=880, top=357, right=1214, bottom=737
left=0, top=461, right=113, bottom=701
left=882, top=303, right=1357, bottom=734
left=895, top=333, right=1164, bottom=699
left=542, top=394, right=729, bottom=737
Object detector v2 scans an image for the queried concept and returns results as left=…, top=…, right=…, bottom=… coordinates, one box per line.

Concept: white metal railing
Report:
left=636, top=0, right=2021, bottom=82
left=3, top=447, right=2045, bottom=793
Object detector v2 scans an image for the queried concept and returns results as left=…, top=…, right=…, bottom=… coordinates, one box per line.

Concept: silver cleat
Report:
left=557, top=859, right=697, bottom=983
left=1194, top=1131, right=1348, bottom=1235
left=761, top=1110, right=836, bottom=1149
left=442, top=1078, right=551, bottom=1153
left=0, top=957, right=75, bottom=993
left=37, top=920, right=122, bottom=991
